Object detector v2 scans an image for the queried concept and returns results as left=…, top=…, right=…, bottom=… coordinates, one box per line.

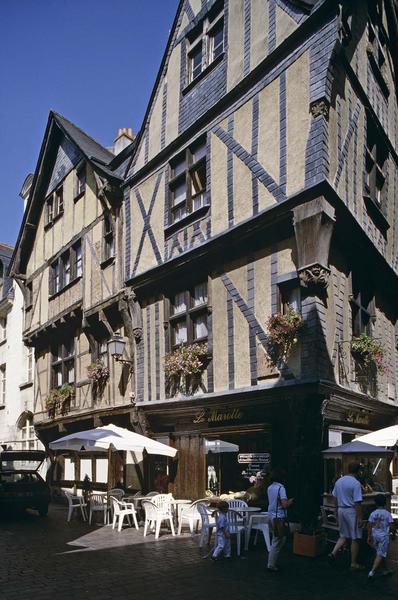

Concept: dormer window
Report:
left=46, top=185, right=63, bottom=226
left=186, top=3, right=224, bottom=85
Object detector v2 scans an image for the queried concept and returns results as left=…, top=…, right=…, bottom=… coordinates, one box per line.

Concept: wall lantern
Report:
left=108, top=335, right=134, bottom=366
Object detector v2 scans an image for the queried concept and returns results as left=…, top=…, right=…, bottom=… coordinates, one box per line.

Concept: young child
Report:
left=211, top=501, right=231, bottom=560
left=367, top=494, right=395, bottom=580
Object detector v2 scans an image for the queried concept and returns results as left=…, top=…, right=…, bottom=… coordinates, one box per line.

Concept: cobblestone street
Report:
left=1, top=505, right=398, bottom=600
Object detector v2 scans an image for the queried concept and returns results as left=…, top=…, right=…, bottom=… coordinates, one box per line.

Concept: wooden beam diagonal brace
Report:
left=213, top=126, right=286, bottom=203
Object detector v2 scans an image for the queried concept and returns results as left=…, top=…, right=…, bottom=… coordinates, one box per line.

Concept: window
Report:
left=186, top=4, right=224, bottom=84
left=169, top=138, right=207, bottom=224
left=27, top=347, right=34, bottom=383
left=75, top=165, right=86, bottom=198
left=50, top=240, right=82, bottom=295
left=279, top=283, right=301, bottom=315
left=103, top=214, right=115, bottom=262
left=0, top=365, right=6, bottom=406
left=46, top=185, right=63, bottom=225
left=351, top=276, right=374, bottom=337
left=25, top=282, right=33, bottom=310
left=94, top=339, right=109, bottom=368
left=20, top=417, right=38, bottom=450
left=0, top=316, right=6, bottom=343
left=169, top=282, right=208, bottom=348
left=365, top=116, right=388, bottom=207
left=368, top=6, right=387, bottom=77
left=51, top=339, right=75, bottom=387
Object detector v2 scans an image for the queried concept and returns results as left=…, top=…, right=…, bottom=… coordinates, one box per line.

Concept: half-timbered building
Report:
left=9, top=114, right=146, bottom=489
left=120, top=0, right=398, bottom=515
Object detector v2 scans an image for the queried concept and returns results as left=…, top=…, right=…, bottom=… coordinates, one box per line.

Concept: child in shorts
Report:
left=212, top=501, right=231, bottom=559
left=367, top=494, right=395, bottom=580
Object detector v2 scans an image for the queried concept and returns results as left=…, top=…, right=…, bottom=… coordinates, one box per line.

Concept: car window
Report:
left=0, top=472, right=39, bottom=483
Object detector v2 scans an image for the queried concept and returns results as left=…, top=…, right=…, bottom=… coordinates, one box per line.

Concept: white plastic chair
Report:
left=146, top=491, right=158, bottom=497
left=178, top=499, right=206, bottom=534
left=226, top=509, right=246, bottom=556
left=244, top=512, right=271, bottom=551
left=110, top=496, right=139, bottom=532
left=64, top=490, right=88, bottom=523
left=151, top=493, right=174, bottom=516
left=142, top=500, right=175, bottom=539
left=226, top=499, right=248, bottom=524
left=108, top=488, right=124, bottom=500
left=197, top=502, right=216, bottom=547
left=89, top=493, right=109, bottom=525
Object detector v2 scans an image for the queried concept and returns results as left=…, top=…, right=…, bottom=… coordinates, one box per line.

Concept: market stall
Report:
left=322, top=440, right=393, bottom=517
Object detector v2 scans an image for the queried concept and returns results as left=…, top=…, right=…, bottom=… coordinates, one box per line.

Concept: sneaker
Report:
left=267, top=566, right=279, bottom=572
left=367, top=572, right=375, bottom=583
left=327, top=553, right=336, bottom=566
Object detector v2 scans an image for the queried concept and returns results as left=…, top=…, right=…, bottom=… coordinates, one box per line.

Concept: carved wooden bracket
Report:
left=293, top=197, right=335, bottom=292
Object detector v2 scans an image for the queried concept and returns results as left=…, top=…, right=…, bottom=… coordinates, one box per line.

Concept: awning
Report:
left=356, top=425, right=398, bottom=448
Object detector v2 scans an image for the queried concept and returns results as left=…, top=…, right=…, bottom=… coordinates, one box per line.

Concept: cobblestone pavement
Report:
left=1, top=505, right=398, bottom=600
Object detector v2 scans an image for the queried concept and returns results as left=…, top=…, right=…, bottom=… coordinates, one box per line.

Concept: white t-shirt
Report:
left=332, top=475, right=362, bottom=508
left=368, top=508, right=393, bottom=537
left=267, top=482, right=287, bottom=518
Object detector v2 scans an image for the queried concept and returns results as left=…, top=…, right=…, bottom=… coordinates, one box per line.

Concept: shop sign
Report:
left=346, top=411, right=370, bottom=425
left=239, top=453, right=271, bottom=480
left=238, top=453, right=271, bottom=464
left=193, top=407, right=243, bottom=424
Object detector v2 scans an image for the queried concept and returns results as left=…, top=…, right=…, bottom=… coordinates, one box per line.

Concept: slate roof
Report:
left=52, top=112, right=115, bottom=165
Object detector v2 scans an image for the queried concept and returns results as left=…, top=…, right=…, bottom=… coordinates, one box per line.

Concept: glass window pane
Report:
left=190, top=43, right=202, bottom=80
left=172, top=179, right=186, bottom=206
left=211, top=26, right=224, bottom=61
left=173, top=321, right=188, bottom=345
left=192, top=142, right=206, bottom=163
left=66, top=362, right=75, bottom=384
left=173, top=292, right=187, bottom=315
left=193, top=283, right=208, bottom=306
left=63, top=255, right=70, bottom=285
left=194, top=314, right=208, bottom=340
left=172, top=156, right=186, bottom=177
left=75, top=243, right=82, bottom=277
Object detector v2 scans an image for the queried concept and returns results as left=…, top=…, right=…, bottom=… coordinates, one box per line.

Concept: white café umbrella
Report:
left=356, top=425, right=398, bottom=448
left=49, top=423, right=177, bottom=457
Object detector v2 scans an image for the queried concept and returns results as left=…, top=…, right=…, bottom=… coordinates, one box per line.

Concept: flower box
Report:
left=293, top=531, right=325, bottom=558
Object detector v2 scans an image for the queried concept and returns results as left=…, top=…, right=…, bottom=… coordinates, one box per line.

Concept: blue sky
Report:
left=0, top=0, right=178, bottom=247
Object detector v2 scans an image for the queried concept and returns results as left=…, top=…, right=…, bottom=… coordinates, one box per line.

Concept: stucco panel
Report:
left=212, top=276, right=228, bottom=391
left=227, top=0, right=244, bottom=91
left=286, top=51, right=309, bottom=195
left=210, top=133, right=229, bottom=235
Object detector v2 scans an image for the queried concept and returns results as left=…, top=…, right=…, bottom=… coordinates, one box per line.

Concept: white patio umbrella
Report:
left=356, top=425, right=398, bottom=448
left=49, top=423, right=177, bottom=457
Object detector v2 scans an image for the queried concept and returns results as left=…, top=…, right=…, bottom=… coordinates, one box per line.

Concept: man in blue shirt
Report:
left=329, top=462, right=364, bottom=570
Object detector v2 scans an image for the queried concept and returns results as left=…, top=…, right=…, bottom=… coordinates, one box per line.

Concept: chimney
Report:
left=113, top=127, right=135, bottom=155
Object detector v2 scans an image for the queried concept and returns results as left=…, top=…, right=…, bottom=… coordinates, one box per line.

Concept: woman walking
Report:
left=266, top=468, right=294, bottom=572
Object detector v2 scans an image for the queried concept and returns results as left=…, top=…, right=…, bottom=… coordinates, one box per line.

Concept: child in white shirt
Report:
left=367, top=494, right=395, bottom=580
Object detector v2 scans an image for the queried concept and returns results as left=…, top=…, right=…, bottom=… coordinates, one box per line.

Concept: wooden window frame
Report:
left=51, top=338, right=75, bottom=388
left=186, top=4, right=224, bottom=85
left=75, top=164, right=86, bottom=199
left=364, top=115, right=388, bottom=209
left=168, top=137, right=207, bottom=226
left=0, top=364, right=6, bottom=406
left=45, top=184, right=64, bottom=226
left=102, top=213, right=115, bottom=263
left=350, top=276, right=375, bottom=337
left=49, top=240, right=82, bottom=296
left=168, top=282, right=208, bottom=350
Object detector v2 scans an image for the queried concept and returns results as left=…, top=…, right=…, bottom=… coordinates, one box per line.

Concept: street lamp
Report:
left=108, top=335, right=134, bottom=366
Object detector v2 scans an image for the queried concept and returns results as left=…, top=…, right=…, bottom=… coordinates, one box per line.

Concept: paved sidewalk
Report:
left=1, top=505, right=398, bottom=600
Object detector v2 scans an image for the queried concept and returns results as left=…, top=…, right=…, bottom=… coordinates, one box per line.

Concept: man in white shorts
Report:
left=328, top=462, right=364, bottom=570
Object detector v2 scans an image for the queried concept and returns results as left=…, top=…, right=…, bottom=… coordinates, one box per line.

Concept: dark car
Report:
left=0, top=450, right=50, bottom=516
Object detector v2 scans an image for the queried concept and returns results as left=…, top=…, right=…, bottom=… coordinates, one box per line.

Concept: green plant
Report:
left=46, top=383, right=75, bottom=418
left=164, top=343, right=210, bottom=394
left=351, top=334, right=386, bottom=374
left=266, top=307, right=304, bottom=360
left=87, top=361, right=109, bottom=397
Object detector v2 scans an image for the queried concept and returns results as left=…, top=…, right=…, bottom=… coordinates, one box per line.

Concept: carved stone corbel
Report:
left=310, top=98, right=330, bottom=119
left=293, top=197, right=335, bottom=292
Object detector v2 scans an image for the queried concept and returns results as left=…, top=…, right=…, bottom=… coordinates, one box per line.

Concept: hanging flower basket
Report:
left=351, top=334, right=386, bottom=375
left=266, top=307, right=304, bottom=361
left=46, top=383, right=75, bottom=418
left=164, top=343, right=210, bottom=395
